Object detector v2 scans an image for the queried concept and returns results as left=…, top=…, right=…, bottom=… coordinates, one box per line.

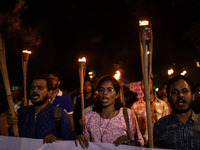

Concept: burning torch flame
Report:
left=139, top=20, right=149, bottom=26
left=197, top=61, right=200, bottom=68
left=114, top=70, right=121, bottom=80
left=168, top=68, right=174, bottom=76
left=22, top=50, right=32, bottom=54
left=180, top=70, right=187, bottom=76
left=78, top=57, right=86, bottom=62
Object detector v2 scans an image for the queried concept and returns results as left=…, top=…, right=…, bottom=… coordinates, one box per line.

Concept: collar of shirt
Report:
left=49, top=89, right=63, bottom=103
left=57, top=89, right=63, bottom=96
left=169, top=110, right=199, bottom=124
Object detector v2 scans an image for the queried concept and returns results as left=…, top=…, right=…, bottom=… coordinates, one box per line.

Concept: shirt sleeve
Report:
left=63, top=94, right=74, bottom=114
left=60, top=111, right=74, bottom=140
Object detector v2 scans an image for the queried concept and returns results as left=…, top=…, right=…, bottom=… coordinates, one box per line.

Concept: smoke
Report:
left=0, top=0, right=42, bottom=47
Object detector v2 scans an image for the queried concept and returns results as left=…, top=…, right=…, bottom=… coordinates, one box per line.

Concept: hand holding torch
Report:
left=139, top=20, right=153, bottom=147
left=0, top=31, right=19, bottom=136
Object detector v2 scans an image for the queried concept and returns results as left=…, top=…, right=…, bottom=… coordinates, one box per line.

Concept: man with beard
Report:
left=153, top=75, right=200, bottom=149
left=18, top=74, right=74, bottom=143
left=48, top=72, right=74, bottom=132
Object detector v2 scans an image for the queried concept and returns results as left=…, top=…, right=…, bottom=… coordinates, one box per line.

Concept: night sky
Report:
left=0, top=0, right=200, bottom=91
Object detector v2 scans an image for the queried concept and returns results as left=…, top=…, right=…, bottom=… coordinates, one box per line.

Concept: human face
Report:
left=84, top=81, right=92, bottom=93
left=169, top=79, right=192, bottom=113
left=30, top=79, right=50, bottom=106
left=194, top=86, right=200, bottom=103
left=49, top=74, right=60, bottom=90
left=141, top=79, right=154, bottom=94
left=98, top=81, right=119, bottom=108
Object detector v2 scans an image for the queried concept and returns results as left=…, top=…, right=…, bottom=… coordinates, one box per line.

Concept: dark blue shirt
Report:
left=49, top=90, right=73, bottom=114
left=18, top=104, right=74, bottom=140
left=154, top=111, right=200, bottom=150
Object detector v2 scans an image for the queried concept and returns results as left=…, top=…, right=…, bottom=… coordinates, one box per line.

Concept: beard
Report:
left=31, top=95, right=48, bottom=107
left=53, top=83, right=59, bottom=90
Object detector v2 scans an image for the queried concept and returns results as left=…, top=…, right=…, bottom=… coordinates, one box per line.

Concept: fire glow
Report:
left=114, top=70, right=121, bottom=80
left=139, top=20, right=149, bottom=26
left=168, top=68, right=174, bottom=76
left=22, top=50, right=32, bottom=54
left=78, top=57, right=86, bottom=62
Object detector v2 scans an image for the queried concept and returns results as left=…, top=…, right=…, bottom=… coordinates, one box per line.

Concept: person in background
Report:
left=131, top=78, right=170, bottom=146
left=154, top=75, right=200, bottom=149
left=73, top=79, right=95, bottom=136
left=49, top=71, right=74, bottom=132
left=124, top=87, right=138, bottom=108
left=192, top=83, right=200, bottom=114
left=11, top=86, right=24, bottom=112
left=75, top=75, right=144, bottom=149
left=157, top=83, right=172, bottom=112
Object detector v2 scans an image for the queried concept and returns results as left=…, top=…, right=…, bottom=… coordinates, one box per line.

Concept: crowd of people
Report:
left=0, top=72, right=200, bottom=149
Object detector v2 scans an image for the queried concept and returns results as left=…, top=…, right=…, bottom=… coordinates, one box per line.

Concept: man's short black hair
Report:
left=30, top=74, right=52, bottom=91
left=166, top=75, right=193, bottom=99
left=49, top=71, right=62, bottom=81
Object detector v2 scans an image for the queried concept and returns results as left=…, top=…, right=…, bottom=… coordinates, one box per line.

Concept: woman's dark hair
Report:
left=166, top=75, right=193, bottom=100
left=93, top=75, right=123, bottom=113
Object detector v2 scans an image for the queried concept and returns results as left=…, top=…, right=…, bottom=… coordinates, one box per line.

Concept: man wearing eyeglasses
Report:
left=49, top=71, right=74, bottom=132
left=192, top=83, right=200, bottom=114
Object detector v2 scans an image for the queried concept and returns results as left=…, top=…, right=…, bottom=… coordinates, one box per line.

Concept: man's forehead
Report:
left=171, top=79, right=190, bottom=89
left=32, top=79, right=47, bottom=85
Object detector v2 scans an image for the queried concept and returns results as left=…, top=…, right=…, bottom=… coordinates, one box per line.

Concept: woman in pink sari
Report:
left=75, top=75, right=144, bottom=149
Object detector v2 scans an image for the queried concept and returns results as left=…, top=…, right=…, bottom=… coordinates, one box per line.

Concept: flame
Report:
left=78, top=57, right=86, bottom=62
left=22, top=50, right=32, bottom=54
left=114, top=70, right=121, bottom=80
left=139, top=20, right=149, bottom=26
left=197, top=61, right=200, bottom=68
left=168, top=68, right=174, bottom=76
left=180, top=70, right=187, bottom=76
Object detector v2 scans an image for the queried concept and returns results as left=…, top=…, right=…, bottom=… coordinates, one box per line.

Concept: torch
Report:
left=114, top=70, right=125, bottom=106
left=78, top=57, right=86, bottom=129
left=0, top=31, right=19, bottom=136
left=22, top=50, right=31, bottom=106
left=139, top=20, right=154, bottom=147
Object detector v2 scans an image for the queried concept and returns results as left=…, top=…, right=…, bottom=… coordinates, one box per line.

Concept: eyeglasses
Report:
left=98, top=88, right=115, bottom=94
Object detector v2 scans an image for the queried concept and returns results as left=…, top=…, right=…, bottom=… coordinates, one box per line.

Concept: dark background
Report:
left=0, top=0, right=200, bottom=92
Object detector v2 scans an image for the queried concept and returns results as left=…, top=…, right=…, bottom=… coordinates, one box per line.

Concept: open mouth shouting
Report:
left=176, top=99, right=186, bottom=107
left=101, top=96, right=109, bottom=103
left=31, top=93, right=40, bottom=100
